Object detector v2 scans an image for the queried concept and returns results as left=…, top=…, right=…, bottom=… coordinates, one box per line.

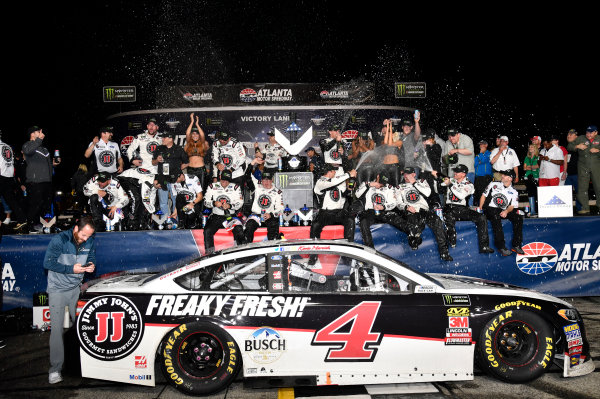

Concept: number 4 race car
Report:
left=76, top=240, right=595, bottom=396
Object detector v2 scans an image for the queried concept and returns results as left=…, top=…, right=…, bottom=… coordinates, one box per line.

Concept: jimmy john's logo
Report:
left=77, top=296, right=144, bottom=361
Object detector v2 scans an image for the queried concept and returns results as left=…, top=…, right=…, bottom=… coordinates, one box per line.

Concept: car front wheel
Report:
left=159, top=322, right=242, bottom=395
left=476, top=309, right=555, bottom=383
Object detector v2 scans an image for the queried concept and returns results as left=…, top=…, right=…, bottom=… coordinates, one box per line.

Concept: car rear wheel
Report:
left=159, top=322, right=241, bottom=395
left=476, top=309, right=555, bottom=383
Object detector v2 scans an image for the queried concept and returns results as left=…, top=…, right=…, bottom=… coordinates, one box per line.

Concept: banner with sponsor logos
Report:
left=2, top=217, right=599, bottom=315
left=156, top=83, right=376, bottom=108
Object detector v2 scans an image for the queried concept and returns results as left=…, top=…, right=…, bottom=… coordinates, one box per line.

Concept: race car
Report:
left=76, top=240, right=595, bottom=396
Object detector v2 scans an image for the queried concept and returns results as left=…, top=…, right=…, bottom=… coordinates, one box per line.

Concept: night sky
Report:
left=2, top=2, right=597, bottom=188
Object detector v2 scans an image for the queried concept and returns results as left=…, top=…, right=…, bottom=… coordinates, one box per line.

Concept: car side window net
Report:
left=270, top=253, right=411, bottom=294
left=175, top=255, right=267, bottom=291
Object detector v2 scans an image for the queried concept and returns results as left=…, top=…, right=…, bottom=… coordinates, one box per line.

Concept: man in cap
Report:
left=490, top=135, right=520, bottom=182
left=442, top=164, right=494, bottom=253
left=397, top=116, right=422, bottom=171
left=22, top=126, right=59, bottom=232
left=170, top=171, right=203, bottom=229
left=152, top=132, right=189, bottom=221
left=319, top=124, right=349, bottom=173
left=126, top=117, right=161, bottom=172
left=474, top=139, right=493, bottom=206
left=479, top=169, right=524, bottom=256
left=254, top=128, right=288, bottom=174
left=355, top=172, right=410, bottom=248
left=443, top=128, right=475, bottom=205
left=212, top=130, right=247, bottom=185
left=305, top=146, right=324, bottom=180
left=396, top=166, right=453, bottom=261
left=203, top=169, right=244, bottom=253
left=84, top=126, right=123, bottom=176
left=83, top=172, right=129, bottom=232
left=567, top=125, right=600, bottom=214
left=531, top=135, right=542, bottom=152
left=418, top=129, right=443, bottom=207
left=243, top=158, right=284, bottom=243
left=311, top=164, right=357, bottom=242
left=538, top=136, right=565, bottom=186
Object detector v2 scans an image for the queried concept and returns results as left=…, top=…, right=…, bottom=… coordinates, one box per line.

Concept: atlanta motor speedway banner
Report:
left=2, top=217, right=600, bottom=313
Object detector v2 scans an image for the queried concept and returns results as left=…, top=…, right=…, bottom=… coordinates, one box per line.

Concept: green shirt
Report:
left=524, top=156, right=539, bottom=178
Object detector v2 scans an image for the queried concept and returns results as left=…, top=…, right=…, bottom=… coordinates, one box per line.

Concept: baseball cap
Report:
left=422, top=128, right=436, bottom=140
left=99, top=126, right=114, bottom=134
left=359, top=131, right=369, bottom=139
left=148, top=118, right=158, bottom=124
left=447, top=129, right=459, bottom=137
left=401, top=119, right=414, bottom=126
left=452, top=164, right=468, bottom=174
left=586, top=125, right=598, bottom=132
left=220, top=169, right=233, bottom=182
left=266, top=129, right=275, bottom=136
left=478, top=139, right=488, bottom=145
left=568, top=129, right=577, bottom=135
left=305, top=146, right=316, bottom=153
left=550, top=134, right=560, bottom=141
left=96, top=172, right=110, bottom=182
left=217, top=131, right=230, bottom=140
left=403, top=166, right=416, bottom=174
left=499, top=135, right=509, bottom=142
left=190, top=127, right=200, bottom=134
left=530, top=135, right=541, bottom=142
left=261, top=171, right=274, bottom=181
left=500, top=169, right=516, bottom=179
left=379, top=173, right=390, bottom=186
left=329, top=124, right=341, bottom=131
left=27, top=125, right=42, bottom=135
left=161, top=132, right=175, bottom=139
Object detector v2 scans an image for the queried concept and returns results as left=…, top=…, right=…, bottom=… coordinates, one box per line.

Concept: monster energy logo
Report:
left=394, top=82, right=426, bottom=98
left=276, top=173, right=312, bottom=189
left=442, top=294, right=471, bottom=306
left=103, top=86, right=136, bottom=103
left=37, top=292, right=48, bottom=306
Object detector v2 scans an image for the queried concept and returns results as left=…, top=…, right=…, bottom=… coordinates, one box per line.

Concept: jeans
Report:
left=466, top=172, right=475, bottom=206
left=49, top=285, right=80, bottom=374
left=157, top=183, right=173, bottom=216
left=565, top=174, right=581, bottom=210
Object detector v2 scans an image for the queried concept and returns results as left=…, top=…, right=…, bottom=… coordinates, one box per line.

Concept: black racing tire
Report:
left=476, top=309, right=555, bottom=383
left=159, top=321, right=242, bottom=396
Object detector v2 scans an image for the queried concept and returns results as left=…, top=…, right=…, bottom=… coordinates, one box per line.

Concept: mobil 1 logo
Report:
left=77, top=295, right=144, bottom=361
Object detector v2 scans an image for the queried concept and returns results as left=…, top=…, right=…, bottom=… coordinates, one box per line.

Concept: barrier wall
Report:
left=2, top=217, right=599, bottom=312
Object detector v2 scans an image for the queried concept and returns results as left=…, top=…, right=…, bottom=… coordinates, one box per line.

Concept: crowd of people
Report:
left=1, top=114, right=599, bottom=257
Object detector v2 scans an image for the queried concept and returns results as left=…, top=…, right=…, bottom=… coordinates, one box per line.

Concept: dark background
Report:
left=2, top=2, right=597, bottom=190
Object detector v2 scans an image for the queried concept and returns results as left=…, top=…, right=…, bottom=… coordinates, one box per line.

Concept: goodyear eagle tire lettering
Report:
left=159, top=322, right=241, bottom=395
left=476, top=310, right=555, bottom=383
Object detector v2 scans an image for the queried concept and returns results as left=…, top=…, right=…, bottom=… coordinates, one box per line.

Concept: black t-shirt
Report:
left=153, top=144, right=189, bottom=183
left=567, top=149, right=578, bottom=174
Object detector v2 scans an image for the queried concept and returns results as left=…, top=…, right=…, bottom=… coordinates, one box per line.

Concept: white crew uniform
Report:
left=212, top=138, right=247, bottom=180
left=490, top=147, right=520, bottom=172
left=118, top=167, right=157, bottom=213
left=355, top=183, right=397, bottom=211
left=443, top=177, right=474, bottom=206
left=314, top=172, right=350, bottom=210
left=171, top=174, right=203, bottom=203
left=204, top=182, right=244, bottom=216
left=483, top=181, right=519, bottom=210
left=259, top=142, right=288, bottom=170
left=320, top=137, right=347, bottom=167
left=126, top=132, right=161, bottom=173
left=83, top=176, right=129, bottom=209
left=89, top=139, right=121, bottom=173
left=0, top=140, right=14, bottom=177
left=396, top=179, right=432, bottom=212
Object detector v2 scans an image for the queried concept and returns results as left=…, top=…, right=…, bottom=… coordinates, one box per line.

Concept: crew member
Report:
left=126, top=118, right=161, bottom=172
left=212, top=131, right=247, bottom=185
left=442, top=164, right=494, bottom=253
left=83, top=172, right=129, bottom=231
left=43, top=216, right=96, bottom=384
left=243, top=160, right=284, bottom=243
left=118, top=167, right=156, bottom=231
left=203, top=169, right=244, bottom=254
left=567, top=125, right=600, bottom=215
left=254, top=129, right=288, bottom=174
left=319, top=124, right=348, bottom=173
left=311, top=164, right=357, bottom=242
left=490, top=135, right=520, bottom=182
left=170, top=172, right=203, bottom=229
left=479, top=170, right=524, bottom=256
left=0, top=132, right=26, bottom=230
left=84, top=126, right=124, bottom=176
left=396, top=167, right=452, bottom=261
left=355, top=172, right=409, bottom=248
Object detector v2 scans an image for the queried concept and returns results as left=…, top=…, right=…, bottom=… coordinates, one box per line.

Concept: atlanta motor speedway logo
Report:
left=77, top=295, right=144, bottom=361
left=517, top=242, right=600, bottom=275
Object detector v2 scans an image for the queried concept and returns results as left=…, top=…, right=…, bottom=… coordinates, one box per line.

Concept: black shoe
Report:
left=440, top=253, right=453, bottom=261
left=511, top=246, right=525, bottom=255
left=499, top=248, right=512, bottom=256
left=408, top=236, right=419, bottom=250
left=479, top=246, right=494, bottom=254
left=448, top=233, right=457, bottom=248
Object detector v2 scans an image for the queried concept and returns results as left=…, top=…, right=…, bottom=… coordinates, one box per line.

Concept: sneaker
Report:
left=511, top=246, right=525, bottom=255
left=48, top=372, right=63, bottom=384
left=499, top=248, right=512, bottom=256
left=479, top=246, right=494, bottom=254
left=440, top=253, right=453, bottom=262
left=2, top=218, right=11, bottom=225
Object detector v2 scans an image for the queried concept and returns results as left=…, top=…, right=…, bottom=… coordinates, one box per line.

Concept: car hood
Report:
left=83, top=273, right=155, bottom=292
left=429, top=273, right=571, bottom=307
